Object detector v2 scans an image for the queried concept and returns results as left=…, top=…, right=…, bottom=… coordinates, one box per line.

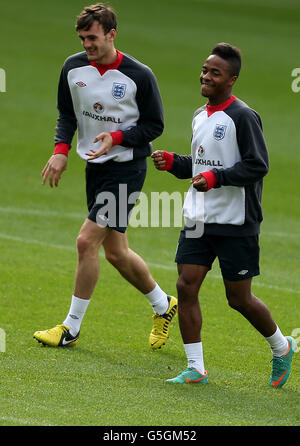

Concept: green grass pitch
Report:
left=0, top=0, right=299, bottom=427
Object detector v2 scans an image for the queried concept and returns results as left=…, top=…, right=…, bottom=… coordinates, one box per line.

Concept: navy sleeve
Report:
left=169, top=154, right=193, bottom=179
left=119, top=61, right=164, bottom=148
left=212, top=108, right=269, bottom=187
left=54, top=63, right=77, bottom=147
left=122, top=68, right=164, bottom=147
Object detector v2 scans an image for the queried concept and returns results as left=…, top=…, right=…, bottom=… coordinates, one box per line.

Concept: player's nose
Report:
left=82, top=38, right=91, bottom=49
left=201, top=71, right=211, bottom=82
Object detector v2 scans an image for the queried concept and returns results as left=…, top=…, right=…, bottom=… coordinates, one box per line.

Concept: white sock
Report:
left=144, top=283, right=169, bottom=315
left=265, top=325, right=289, bottom=357
left=63, top=295, right=90, bottom=336
left=184, top=342, right=205, bottom=374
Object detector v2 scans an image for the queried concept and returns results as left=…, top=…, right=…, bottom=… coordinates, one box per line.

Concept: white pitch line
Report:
left=0, top=206, right=299, bottom=239
left=0, top=206, right=84, bottom=220
left=0, top=233, right=76, bottom=252
left=262, top=231, right=300, bottom=239
left=0, top=232, right=299, bottom=295
left=0, top=415, right=51, bottom=426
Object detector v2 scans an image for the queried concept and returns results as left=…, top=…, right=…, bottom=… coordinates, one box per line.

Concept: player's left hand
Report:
left=191, top=173, right=208, bottom=192
left=85, top=132, right=113, bottom=160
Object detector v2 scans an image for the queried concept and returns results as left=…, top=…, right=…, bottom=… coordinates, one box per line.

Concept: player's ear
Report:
left=106, top=28, right=116, bottom=41
left=229, top=75, right=238, bottom=87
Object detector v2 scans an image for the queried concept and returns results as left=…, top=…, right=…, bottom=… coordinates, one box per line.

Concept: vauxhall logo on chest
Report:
left=82, top=101, right=123, bottom=123
left=195, top=145, right=223, bottom=167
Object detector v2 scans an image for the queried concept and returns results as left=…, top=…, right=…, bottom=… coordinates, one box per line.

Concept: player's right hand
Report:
left=151, top=150, right=173, bottom=170
left=41, top=154, right=68, bottom=188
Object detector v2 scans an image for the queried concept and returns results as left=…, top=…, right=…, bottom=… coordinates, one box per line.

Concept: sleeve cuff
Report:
left=54, top=143, right=70, bottom=156
left=162, top=151, right=174, bottom=170
left=110, top=131, right=124, bottom=146
left=200, top=170, right=217, bottom=190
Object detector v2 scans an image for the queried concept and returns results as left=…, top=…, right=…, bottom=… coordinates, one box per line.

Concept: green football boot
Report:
left=166, top=367, right=208, bottom=384
left=270, top=336, right=296, bottom=388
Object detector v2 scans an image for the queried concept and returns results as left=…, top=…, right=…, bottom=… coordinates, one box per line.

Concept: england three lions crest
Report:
left=213, top=124, right=227, bottom=140
left=112, top=82, right=127, bottom=99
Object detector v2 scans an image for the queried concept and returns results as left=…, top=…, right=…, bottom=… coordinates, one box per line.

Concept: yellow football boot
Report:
left=149, top=296, right=177, bottom=349
left=33, top=324, right=79, bottom=347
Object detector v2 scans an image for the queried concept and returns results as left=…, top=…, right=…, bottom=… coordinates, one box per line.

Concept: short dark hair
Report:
left=75, top=3, right=117, bottom=34
left=211, top=42, right=242, bottom=77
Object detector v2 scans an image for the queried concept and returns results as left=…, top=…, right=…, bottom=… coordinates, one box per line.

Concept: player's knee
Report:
left=227, top=297, right=242, bottom=311
left=105, top=250, right=118, bottom=266
left=76, top=233, right=94, bottom=257
left=176, top=275, right=197, bottom=301
left=176, top=276, right=187, bottom=295
left=105, top=248, right=126, bottom=268
left=226, top=290, right=250, bottom=312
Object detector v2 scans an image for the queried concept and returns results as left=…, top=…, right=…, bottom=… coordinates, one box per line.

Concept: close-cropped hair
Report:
left=211, top=42, right=242, bottom=77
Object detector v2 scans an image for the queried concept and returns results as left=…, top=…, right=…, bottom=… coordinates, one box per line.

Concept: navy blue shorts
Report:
left=175, top=231, right=260, bottom=281
left=86, top=159, right=147, bottom=233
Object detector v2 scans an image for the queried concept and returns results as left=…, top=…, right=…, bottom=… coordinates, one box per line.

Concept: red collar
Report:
left=206, top=96, right=237, bottom=117
left=90, top=50, right=123, bottom=75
